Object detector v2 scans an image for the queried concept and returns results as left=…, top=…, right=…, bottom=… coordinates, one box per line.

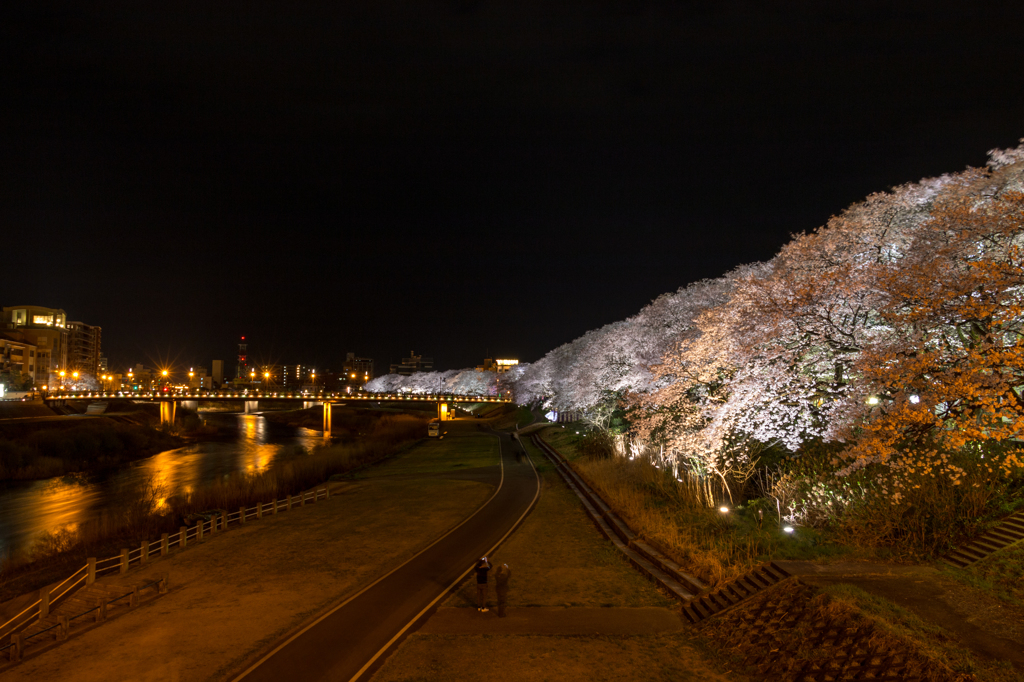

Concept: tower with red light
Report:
left=237, top=336, right=248, bottom=381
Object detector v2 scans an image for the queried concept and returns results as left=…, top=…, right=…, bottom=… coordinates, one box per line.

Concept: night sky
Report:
left=2, top=1, right=1022, bottom=375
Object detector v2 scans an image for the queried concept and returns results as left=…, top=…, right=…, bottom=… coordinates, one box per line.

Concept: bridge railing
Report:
left=41, top=390, right=510, bottom=403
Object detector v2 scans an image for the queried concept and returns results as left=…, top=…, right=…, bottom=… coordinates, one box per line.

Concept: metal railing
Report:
left=0, top=486, right=331, bottom=656
left=41, top=390, right=511, bottom=403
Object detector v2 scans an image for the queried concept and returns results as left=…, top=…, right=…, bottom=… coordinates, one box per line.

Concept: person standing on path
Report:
left=475, top=557, right=491, bottom=612
left=494, top=563, right=512, bottom=617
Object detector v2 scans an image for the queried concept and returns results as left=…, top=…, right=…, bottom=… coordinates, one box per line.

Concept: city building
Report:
left=0, top=333, right=39, bottom=389
left=477, top=358, right=519, bottom=374
left=211, top=360, right=224, bottom=387
left=2, top=305, right=68, bottom=384
left=389, top=351, right=433, bottom=376
left=123, top=364, right=156, bottom=392
left=187, top=367, right=215, bottom=390
left=67, top=320, right=102, bottom=377
left=282, top=364, right=314, bottom=388
left=251, top=365, right=278, bottom=389
left=343, top=352, right=374, bottom=386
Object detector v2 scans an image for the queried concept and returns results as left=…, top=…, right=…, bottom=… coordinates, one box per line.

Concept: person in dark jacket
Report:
left=494, top=563, right=512, bottom=617
left=475, top=557, right=491, bottom=612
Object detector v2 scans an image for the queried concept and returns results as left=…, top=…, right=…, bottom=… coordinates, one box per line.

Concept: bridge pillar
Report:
left=159, top=401, right=177, bottom=426
left=438, top=401, right=451, bottom=421
left=323, top=402, right=332, bottom=438
left=180, top=400, right=198, bottom=412
left=244, top=400, right=259, bottom=414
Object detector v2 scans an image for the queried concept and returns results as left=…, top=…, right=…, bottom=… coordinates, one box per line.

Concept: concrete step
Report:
left=985, top=530, right=1020, bottom=544
left=973, top=538, right=1006, bottom=553
left=681, top=562, right=791, bottom=625
left=941, top=511, right=1024, bottom=567
left=957, top=546, right=988, bottom=562
left=1000, top=520, right=1024, bottom=536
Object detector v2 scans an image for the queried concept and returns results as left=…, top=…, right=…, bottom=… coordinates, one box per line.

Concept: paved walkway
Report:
left=0, top=430, right=501, bottom=682
left=420, top=606, right=684, bottom=635
left=233, top=426, right=540, bottom=682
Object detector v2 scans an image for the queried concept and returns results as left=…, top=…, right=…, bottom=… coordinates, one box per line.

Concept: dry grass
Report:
left=445, top=441, right=672, bottom=608
left=538, top=428, right=765, bottom=587
left=0, top=413, right=427, bottom=602
left=945, top=541, right=1024, bottom=607
left=815, top=583, right=1019, bottom=682
left=373, top=439, right=745, bottom=682
left=1, top=464, right=495, bottom=682
left=538, top=426, right=867, bottom=587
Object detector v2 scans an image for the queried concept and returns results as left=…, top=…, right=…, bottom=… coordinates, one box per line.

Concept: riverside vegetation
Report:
left=0, top=420, right=183, bottom=482
left=0, top=411, right=427, bottom=603
left=547, top=424, right=1024, bottom=584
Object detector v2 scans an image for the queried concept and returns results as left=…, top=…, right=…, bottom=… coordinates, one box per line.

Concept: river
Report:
left=0, top=413, right=324, bottom=560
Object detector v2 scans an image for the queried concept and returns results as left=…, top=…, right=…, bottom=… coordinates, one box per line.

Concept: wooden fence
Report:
left=0, top=486, right=330, bottom=660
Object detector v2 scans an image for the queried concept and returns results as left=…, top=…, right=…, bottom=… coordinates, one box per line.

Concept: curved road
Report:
left=232, top=425, right=539, bottom=682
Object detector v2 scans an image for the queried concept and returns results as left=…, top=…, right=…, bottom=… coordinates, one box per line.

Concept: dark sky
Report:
left=2, top=0, right=1022, bottom=375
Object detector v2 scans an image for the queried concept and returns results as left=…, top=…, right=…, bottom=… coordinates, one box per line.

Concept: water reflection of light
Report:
left=0, top=414, right=324, bottom=558
left=0, top=476, right=100, bottom=560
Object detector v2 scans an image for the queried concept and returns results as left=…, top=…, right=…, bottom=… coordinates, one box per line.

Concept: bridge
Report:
left=41, top=390, right=512, bottom=436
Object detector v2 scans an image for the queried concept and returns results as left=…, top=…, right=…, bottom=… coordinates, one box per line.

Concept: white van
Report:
left=428, top=421, right=440, bottom=437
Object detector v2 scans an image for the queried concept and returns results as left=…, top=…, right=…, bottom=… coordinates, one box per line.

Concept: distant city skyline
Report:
left=3, top=2, right=1022, bottom=379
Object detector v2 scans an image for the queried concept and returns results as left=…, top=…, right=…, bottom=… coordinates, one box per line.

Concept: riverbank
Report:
left=0, top=424, right=499, bottom=680
left=0, top=412, right=427, bottom=603
left=0, top=417, right=185, bottom=482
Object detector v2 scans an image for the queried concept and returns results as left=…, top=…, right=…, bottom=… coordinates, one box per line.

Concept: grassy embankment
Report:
left=813, top=584, right=1018, bottom=681
left=945, top=543, right=1024, bottom=607
left=1, top=426, right=501, bottom=682
left=0, top=412, right=428, bottom=603
left=0, top=412, right=184, bottom=482
left=372, top=436, right=746, bottom=682
left=538, top=425, right=868, bottom=588
left=538, top=426, right=1024, bottom=678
